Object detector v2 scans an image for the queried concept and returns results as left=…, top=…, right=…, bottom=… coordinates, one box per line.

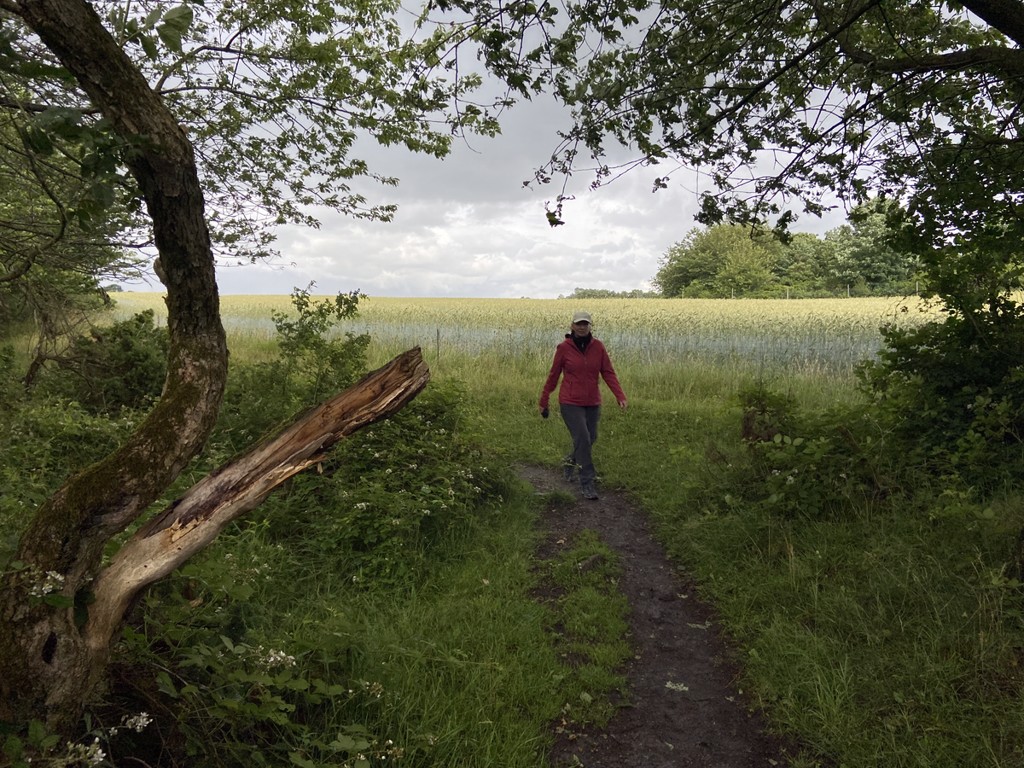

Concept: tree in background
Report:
left=846, top=200, right=919, bottom=294
left=655, top=204, right=919, bottom=298
left=654, top=224, right=777, bottom=297
left=652, top=227, right=719, bottom=297
left=805, top=199, right=916, bottom=296
left=566, top=287, right=660, bottom=299
left=772, top=232, right=828, bottom=296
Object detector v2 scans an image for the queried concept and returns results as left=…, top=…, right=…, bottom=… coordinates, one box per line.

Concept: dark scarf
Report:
left=567, top=332, right=593, bottom=354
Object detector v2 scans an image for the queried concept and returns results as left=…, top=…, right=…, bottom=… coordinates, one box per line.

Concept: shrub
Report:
left=33, top=310, right=168, bottom=415
left=728, top=380, right=908, bottom=519
left=858, top=302, right=1024, bottom=490
left=250, top=381, right=511, bottom=587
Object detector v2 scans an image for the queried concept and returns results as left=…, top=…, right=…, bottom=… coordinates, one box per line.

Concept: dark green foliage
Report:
left=853, top=232, right=1024, bottom=490
left=256, top=381, right=511, bottom=586
left=738, top=381, right=793, bottom=443
left=747, top=405, right=900, bottom=519
left=0, top=344, right=17, bottom=411
left=105, top=589, right=405, bottom=768
left=32, top=310, right=168, bottom=415
left=858, top=302, right=1024, bottom=490
left=655, top=225, right=769, bottom=298
left=731, top=383, right=898, bottom=519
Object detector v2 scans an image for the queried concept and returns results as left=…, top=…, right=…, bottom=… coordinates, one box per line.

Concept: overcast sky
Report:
left=133, top=94, right=842, bottom=300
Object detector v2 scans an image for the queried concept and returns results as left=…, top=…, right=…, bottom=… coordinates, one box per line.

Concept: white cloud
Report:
left=132, top=95, right=845, bottom=299
left=195, top=91, right=703, bottom=298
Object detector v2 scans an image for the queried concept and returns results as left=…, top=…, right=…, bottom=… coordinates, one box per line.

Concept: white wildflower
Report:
left=122, top=712, right=153, bottom=732
left=259, top=647, right=296, bottom=669
left=29, top=570, right=65, bottom=597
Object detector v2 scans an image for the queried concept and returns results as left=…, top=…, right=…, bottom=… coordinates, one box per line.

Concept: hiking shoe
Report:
left=562, top=460, right=577, bottom=482
left=581, top=481, right=599, bottom=500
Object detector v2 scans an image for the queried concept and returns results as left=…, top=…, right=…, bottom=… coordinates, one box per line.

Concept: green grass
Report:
left=8, top=293, right=1023, bottom=767
left=395, top=339, right=1024, bottom=766
left=298, top=505, right=563, bottom=768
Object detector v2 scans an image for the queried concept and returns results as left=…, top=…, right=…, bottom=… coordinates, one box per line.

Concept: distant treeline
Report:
left=562, top=288, right=661, bottom=299
left=573, top=200, right=921, bottom=300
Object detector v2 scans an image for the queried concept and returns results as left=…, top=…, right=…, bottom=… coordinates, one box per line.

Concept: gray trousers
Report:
left=560, top=404, right=601, bottom=483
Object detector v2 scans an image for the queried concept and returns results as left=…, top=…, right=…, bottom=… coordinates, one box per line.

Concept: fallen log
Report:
left=84, top=346, right=430, bottom=663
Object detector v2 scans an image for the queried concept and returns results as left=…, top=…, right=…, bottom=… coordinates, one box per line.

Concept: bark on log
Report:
left=84, top=347, right=430, bottom=674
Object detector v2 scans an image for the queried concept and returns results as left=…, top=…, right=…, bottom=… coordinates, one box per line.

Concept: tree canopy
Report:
left=432, top=0, right=1024, bottom=255
left=0, top=0, right=499, bottom=283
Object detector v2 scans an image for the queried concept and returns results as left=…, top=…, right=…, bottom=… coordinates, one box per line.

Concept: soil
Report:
left=518, top=464, right=795, bottom=768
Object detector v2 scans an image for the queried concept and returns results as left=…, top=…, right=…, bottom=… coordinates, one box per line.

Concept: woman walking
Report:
left=539, top=311, right=628, bottom=500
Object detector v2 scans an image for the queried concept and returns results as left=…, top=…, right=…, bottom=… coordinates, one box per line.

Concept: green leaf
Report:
left=26, top=721, right=46, bottom=745
left=163, top=5, right=194, bottom=26
left=158, top=4, right=194, bottom=51
left=140, top=33, right=158, bottom=60
left=288, top=752, right=318, bottom=768
left=23, top=128, right=53, bottom=155
left=156, top=24, right=183, bottom=53
left=156, top=670, right=178, bottom=698
left=2, top=735, right=23, bottom=760
left=41, top=593, right=73, bottom=608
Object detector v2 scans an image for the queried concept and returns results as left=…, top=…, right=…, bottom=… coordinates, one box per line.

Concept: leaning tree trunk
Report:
left=84, top=348, right=430, bottom=702
left=0, top=0, right=228, bottom=734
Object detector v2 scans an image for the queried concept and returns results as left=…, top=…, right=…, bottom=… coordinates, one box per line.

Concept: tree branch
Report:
left=83, top=347, right=430, bottom=659
left=959, top=0, right=1024, bottom=48
left=843, top=43, right=1024, bottom=77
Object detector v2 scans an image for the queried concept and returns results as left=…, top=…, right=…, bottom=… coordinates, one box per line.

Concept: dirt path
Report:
left=518, top=465, right=792, bottom=768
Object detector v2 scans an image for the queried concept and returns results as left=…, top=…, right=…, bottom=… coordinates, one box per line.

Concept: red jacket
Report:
left=540, top=336, right=627, bottom=409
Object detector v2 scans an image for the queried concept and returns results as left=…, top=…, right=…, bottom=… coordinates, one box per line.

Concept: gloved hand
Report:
left=541, top=407, right=549, bottom=419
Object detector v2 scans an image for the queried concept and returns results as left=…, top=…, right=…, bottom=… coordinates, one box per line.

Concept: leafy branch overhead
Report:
left=426, top=0, right=1024, bottom=247
left=0, top=0, right=505, bottom=269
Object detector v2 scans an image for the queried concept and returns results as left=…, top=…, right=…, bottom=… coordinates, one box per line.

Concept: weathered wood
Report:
left=84, top=347, right=430, bottom=665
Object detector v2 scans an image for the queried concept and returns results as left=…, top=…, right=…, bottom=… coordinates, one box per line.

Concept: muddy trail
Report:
left=518, top=465, right=794, bottom=768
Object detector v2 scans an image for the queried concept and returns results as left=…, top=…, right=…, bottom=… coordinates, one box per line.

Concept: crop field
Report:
left=112, top=293, right=939, bottom=376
